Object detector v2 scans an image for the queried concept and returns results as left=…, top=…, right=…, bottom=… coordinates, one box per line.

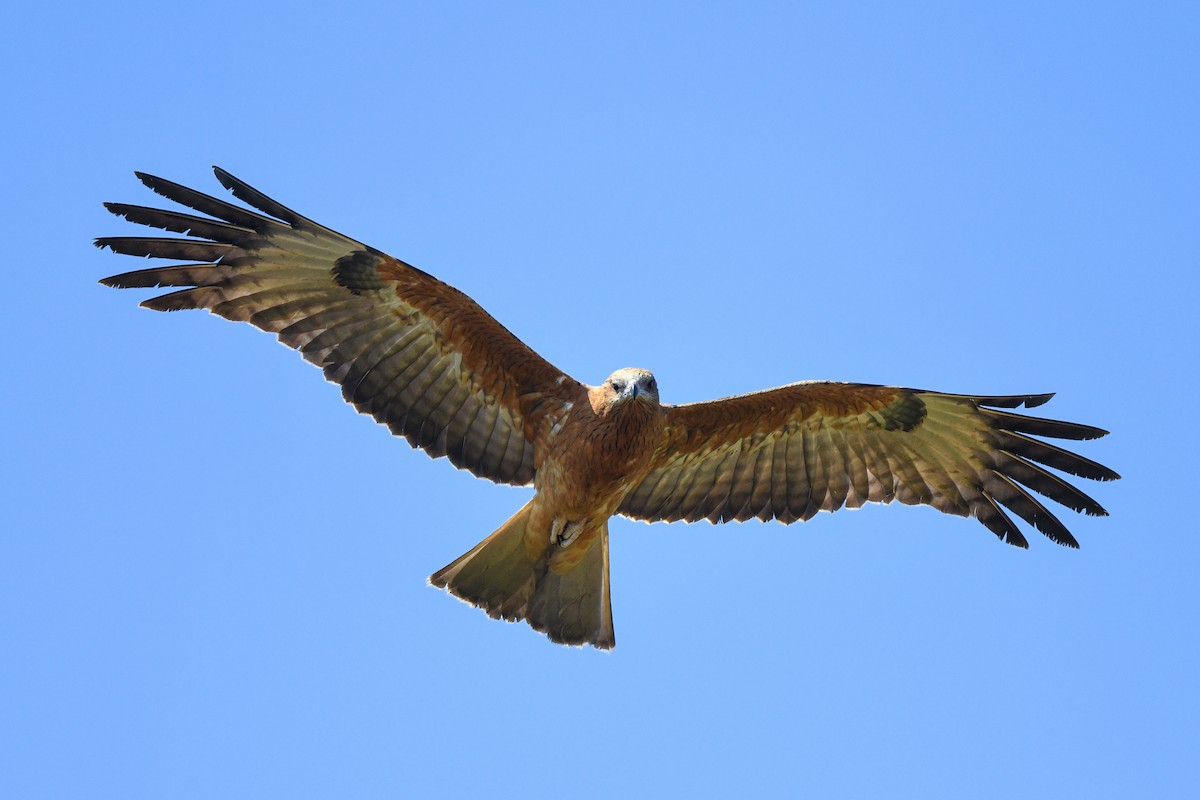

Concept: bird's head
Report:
left=596, top=367, right=660, bottom=412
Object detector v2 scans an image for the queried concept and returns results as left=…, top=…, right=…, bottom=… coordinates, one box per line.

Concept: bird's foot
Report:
left=550, top=519, right=585, bottom=548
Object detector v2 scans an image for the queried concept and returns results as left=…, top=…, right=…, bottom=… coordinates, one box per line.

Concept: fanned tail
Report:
left=429, top=501, right=615, bottom=649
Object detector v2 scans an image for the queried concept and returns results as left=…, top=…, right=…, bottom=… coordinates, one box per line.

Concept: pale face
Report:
left=603, top=367, right=659, bottom=406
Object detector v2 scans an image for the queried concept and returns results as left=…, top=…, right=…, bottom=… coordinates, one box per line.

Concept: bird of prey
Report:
left=97, top=168, right=1119, bottom=649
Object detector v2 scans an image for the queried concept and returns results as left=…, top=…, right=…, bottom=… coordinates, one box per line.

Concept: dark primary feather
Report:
left=939, top=391, right=1055, bottom=409
left=101, top=203, right=259, bottom=244
left=214, top=166, right=307, bottom=226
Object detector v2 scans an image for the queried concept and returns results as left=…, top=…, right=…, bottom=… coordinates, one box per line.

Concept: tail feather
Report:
left=429, top=501, right=615, bottom=649
left=529, top=524, right=614, bottom=648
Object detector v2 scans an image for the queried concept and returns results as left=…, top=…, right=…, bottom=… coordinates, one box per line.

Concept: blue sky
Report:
left=2, top=2, right=1197, bottom=797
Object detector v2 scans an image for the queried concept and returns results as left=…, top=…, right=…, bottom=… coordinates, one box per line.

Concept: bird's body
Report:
left=539, top=371, right=665, bottom=522
left=428, top=371, right=668, bottom=646
left=98, top=168, right=1119, bottom=649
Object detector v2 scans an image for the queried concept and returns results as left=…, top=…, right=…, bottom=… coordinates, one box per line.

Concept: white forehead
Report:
left=607, top=367, right=655, bottom=383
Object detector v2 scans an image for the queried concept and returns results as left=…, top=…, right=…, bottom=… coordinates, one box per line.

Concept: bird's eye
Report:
left=648, top=378, right=656, bottom=391
left=611, top=381, right=622, bottom=392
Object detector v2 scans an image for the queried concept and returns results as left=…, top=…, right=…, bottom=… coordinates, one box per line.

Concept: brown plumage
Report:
left=97, top=168, right=1119, bottom=649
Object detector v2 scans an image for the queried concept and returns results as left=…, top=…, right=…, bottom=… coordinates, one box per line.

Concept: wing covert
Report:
left=98, top=168, right=584, bottom=486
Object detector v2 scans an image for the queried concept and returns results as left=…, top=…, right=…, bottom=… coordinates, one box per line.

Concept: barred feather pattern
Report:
left=97, top=168, right=583, bottom=486
left=618, top=383, right=1119, bottom=548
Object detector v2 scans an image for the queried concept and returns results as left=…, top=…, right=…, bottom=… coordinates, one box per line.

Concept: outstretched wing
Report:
left=618, top=382, right=1118, bottom=547
left=98, top=168, right=585, bottom=486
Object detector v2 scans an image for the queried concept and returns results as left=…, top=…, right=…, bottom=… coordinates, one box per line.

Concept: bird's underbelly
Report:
left=532, top=453, right=646, bottom=522
left=526, top=455, right=648, bottom=573
left=526, top=398, right=663, bottom=558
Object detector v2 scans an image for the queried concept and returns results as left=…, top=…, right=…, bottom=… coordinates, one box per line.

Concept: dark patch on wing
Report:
left=879, top=394, right=927, bottom=431
left=333, top=250, right=389, bottom=294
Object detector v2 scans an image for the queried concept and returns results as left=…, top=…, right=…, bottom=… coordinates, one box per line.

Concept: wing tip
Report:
left=212, top=165, right=240, bottom=194
left=140, top=294, right=186, bottom=312
left=1071, top=424, right=1112, bottom=442
left=132, top=170, right=171, bottom=193
left=1006, top=533, right=1031, bottom=549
